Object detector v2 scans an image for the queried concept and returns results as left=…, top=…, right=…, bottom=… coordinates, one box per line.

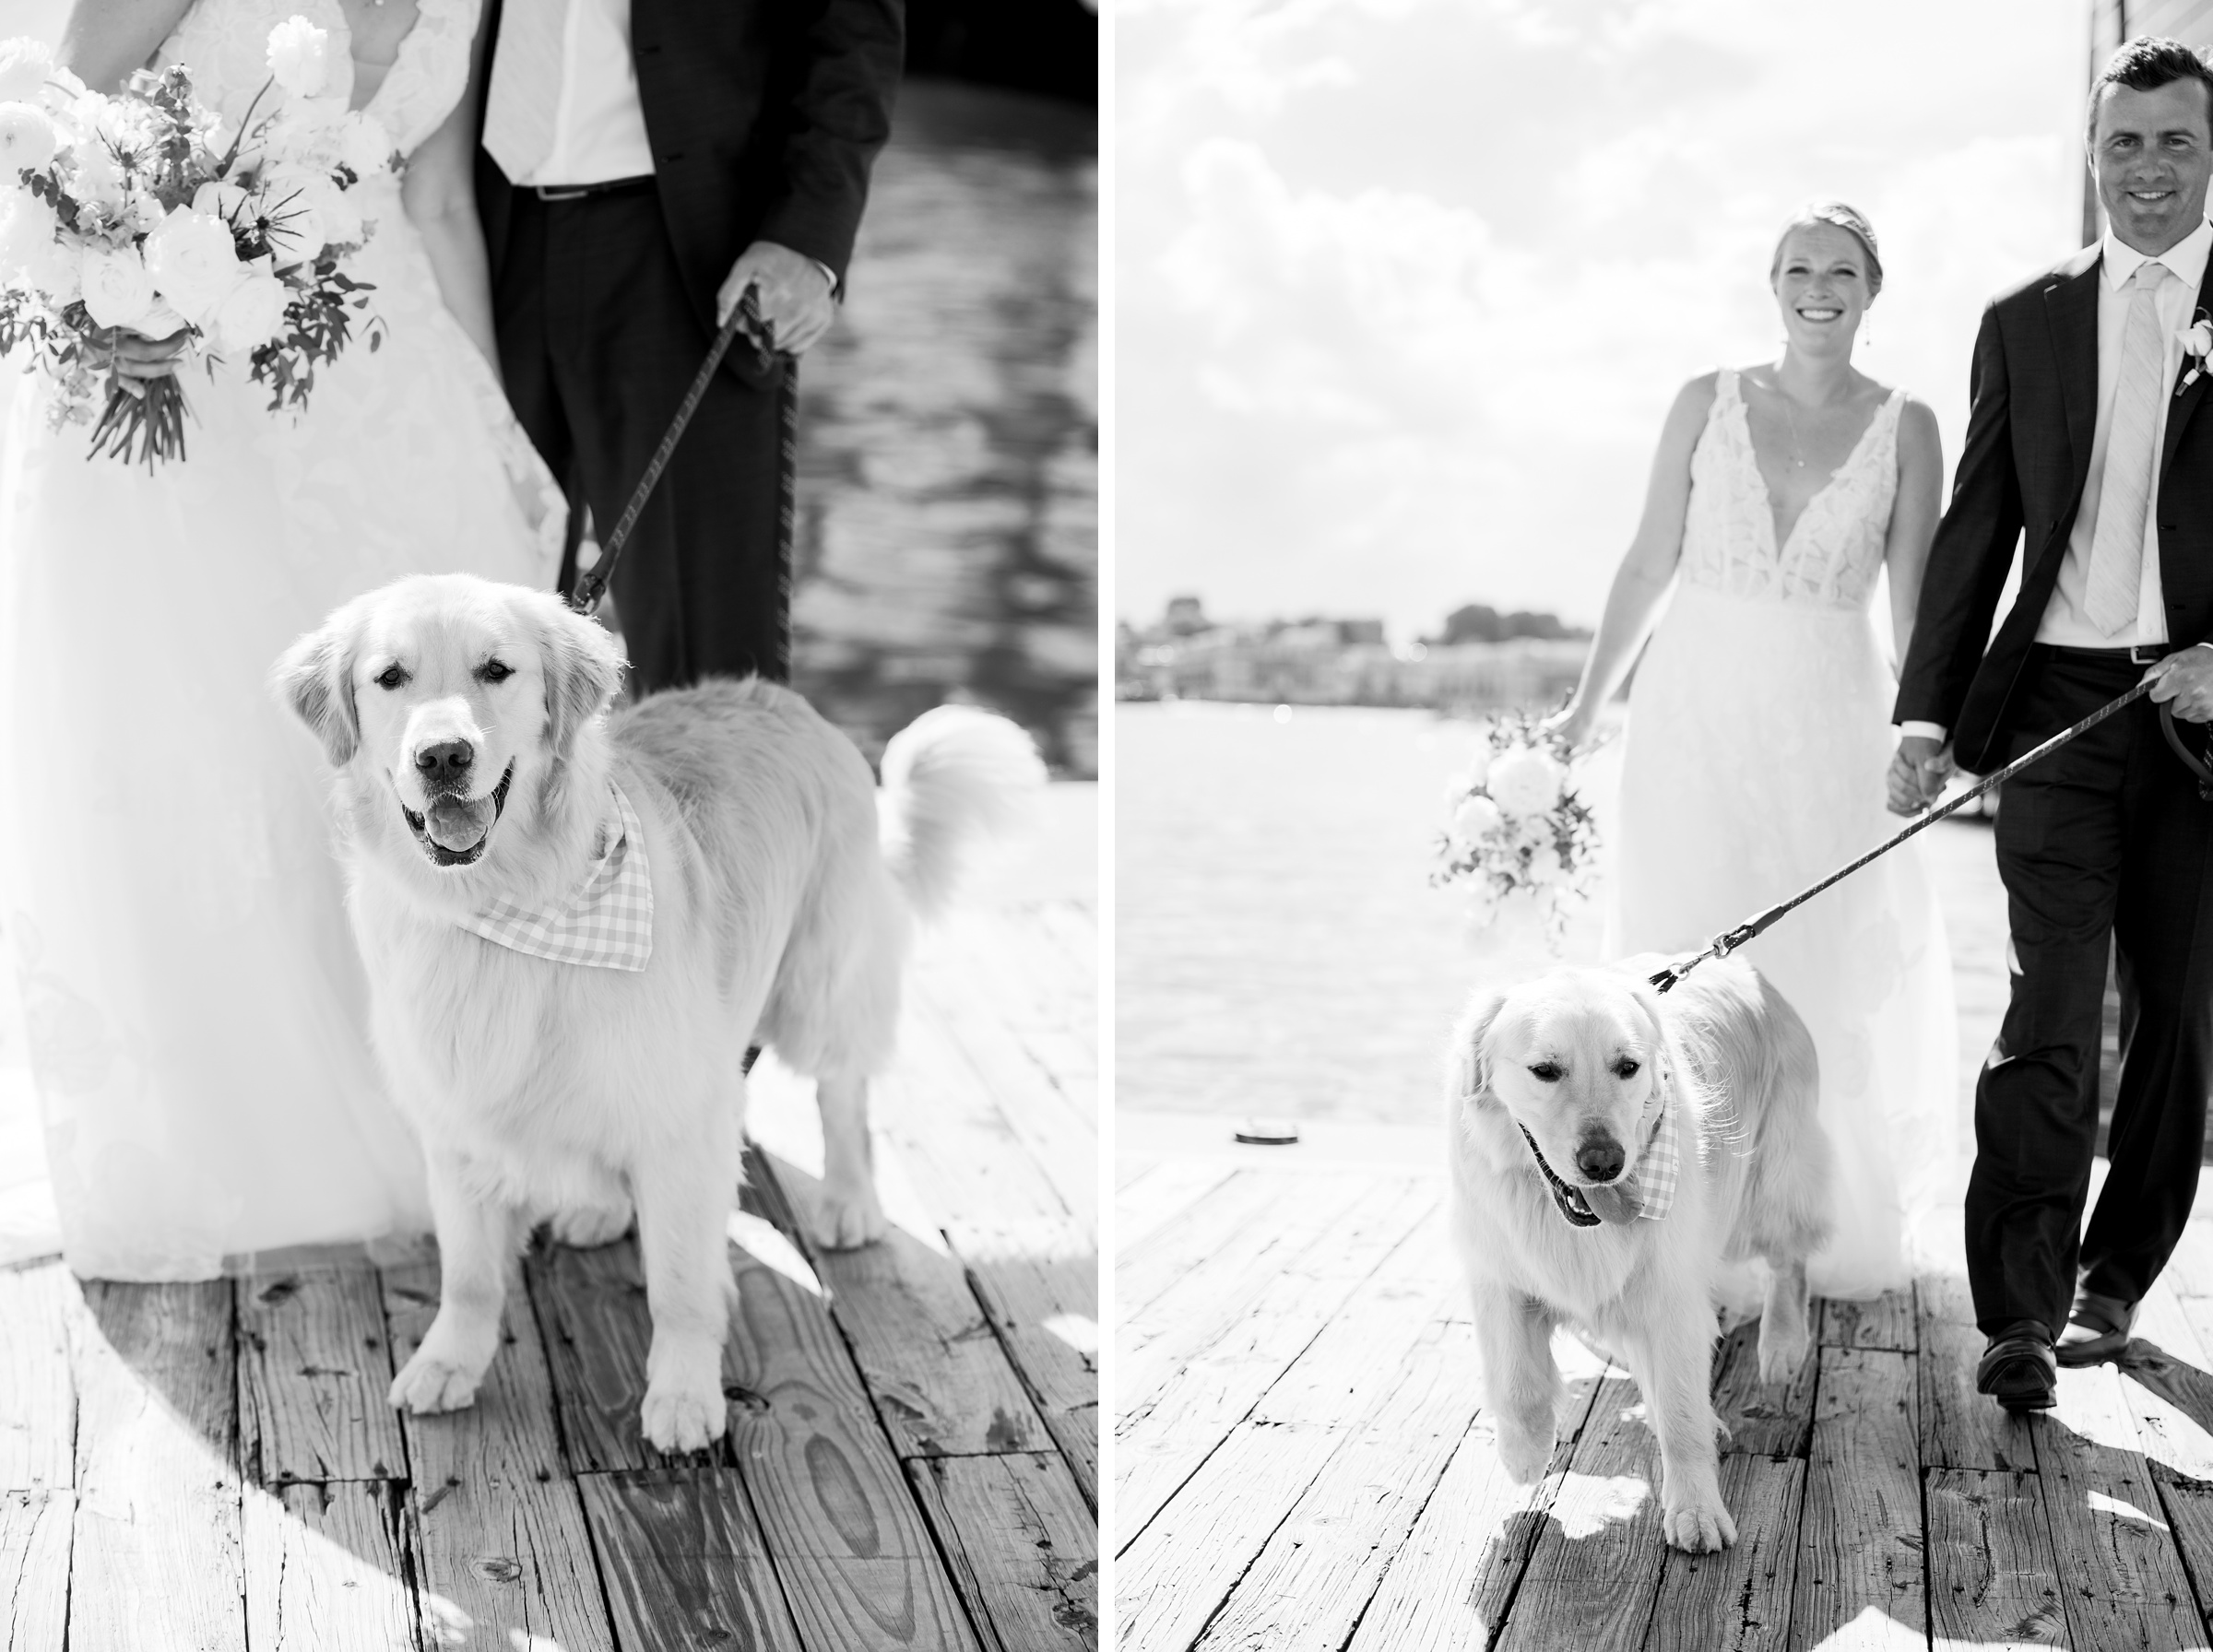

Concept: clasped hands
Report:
left=1885, top=646, right=2213, bottom=817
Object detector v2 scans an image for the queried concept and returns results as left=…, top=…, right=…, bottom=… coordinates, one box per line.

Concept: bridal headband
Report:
left=1770, top=200, right=1884, bottom=298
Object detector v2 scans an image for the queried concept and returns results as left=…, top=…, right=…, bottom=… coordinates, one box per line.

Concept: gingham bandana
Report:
left=456, top=783, right=653, bottom=971
left=1631, top=1088, right=1680, bottom=1221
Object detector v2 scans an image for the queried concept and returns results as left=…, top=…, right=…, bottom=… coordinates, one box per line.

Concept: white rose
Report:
left=142, top=206, right=244, bottom=325
left=266, top=17, right=332, bottom=100
left=1525, top=844, right=1568, bottom=885
left=314, top=183, right=361, bottom=249
left=336, top=110, right=393, bottom=179
left=1486, top=746, right=1566, bottom=817
left=208, top=266, right=288, bottom=353
left=0, top=101, right=57, bottom=175
left=192, top=180, right=250, bottom=223
left=0, top=40, right=52, bottom=106
left=77, top=242, right=156, bottom=330
left=1452, top=793, right=1502, bottom=845
left=66, top=140, right=124, bottom=217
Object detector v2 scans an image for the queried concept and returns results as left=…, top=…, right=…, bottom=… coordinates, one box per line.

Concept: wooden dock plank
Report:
left=1117, top=1171, right=1350, bottom=1323
left=907, top=1453, right=1095, bottom=1652
left=2033, top=1361, right=2201, bottom=1650
left=1341, top=1342, right=1609, bottom=1652
left=1490, top=1370, right=1669, bottom=1652
left=1120, top=1174, right=1425, bottom=1418
left=235, top=1267, right=406, bottom=1484
left=748, top=1136, right=1053, bottom=1465
left=1114, top=1162, right=1235, bottom=1248
left=574, top=1469, right=807, bottom=1652
left=1924, top=1467, right=2067, bottom=1649
left=0, top=1265, right=72, bottom=1494
left=1189, top=1316, right=1483, bottom=1652
left=1792, top=1347, right=1923, bottom=1647
left=1641, top=1456, right=1805, bottom=1652
left=964, top=1253, right=1096, bottom=1508
left=66, top=1280, right=244, bottom=1652
left=1821, top=1292, right=1917, bottom=1353
left=523, top=1237, right=664, bottom=1476
left=1117, top=1179, right=1438, bottom=1540
left=1919, top=1273, right=2037, bottom=1472
left=0, top=1488, right=70, bottom=1652
left=1114, top=1245, right=1455, bottom=1648
left=379, top=1259, right=618, bottom=1652
left=240, top=1480, right=419, bottom=1652
left=1711, top=1316, right=1819, bottom=1459
left=722, top=1184, right=984, bottom=1652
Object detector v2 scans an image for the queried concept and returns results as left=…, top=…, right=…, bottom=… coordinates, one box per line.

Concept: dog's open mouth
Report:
left=1518, top=1126, right=1643, bottom=1229
left=401, top=763, right=515, bottom=867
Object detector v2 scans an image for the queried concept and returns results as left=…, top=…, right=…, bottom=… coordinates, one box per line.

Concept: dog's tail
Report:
left=879, top=706, right=1047, bottom=922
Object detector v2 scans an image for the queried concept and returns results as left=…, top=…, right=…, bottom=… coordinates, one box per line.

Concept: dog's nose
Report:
left=1575, top=1136, right=1626, bottom=1183
left=415, top=738, right=474, bottom=782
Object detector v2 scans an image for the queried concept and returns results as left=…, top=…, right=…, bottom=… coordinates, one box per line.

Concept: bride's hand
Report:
left=1542, top=701, right=1595, bottom=749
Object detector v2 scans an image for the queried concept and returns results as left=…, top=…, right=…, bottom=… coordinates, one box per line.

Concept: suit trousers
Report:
left=1968, top=645, right=2213, bottom=1337
left=493, top=185, right=790, bottom=690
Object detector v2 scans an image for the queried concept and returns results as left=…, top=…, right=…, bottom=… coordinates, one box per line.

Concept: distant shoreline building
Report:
left=1118, top=596, right=1589, bottom=713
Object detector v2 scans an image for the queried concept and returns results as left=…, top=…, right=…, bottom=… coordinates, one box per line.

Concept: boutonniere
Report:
left=2180, top=309, right=2213, bottom=395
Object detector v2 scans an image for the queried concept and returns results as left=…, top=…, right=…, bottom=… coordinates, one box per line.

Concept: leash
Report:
left=566, top=287, right=792, bottom=619
left=1649, top=677, right=2175, bottom=994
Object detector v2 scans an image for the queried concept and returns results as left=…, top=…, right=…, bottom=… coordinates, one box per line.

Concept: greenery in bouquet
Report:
left=0, top=22, right=393, bottom=467
left=1432, top=705, right=1601, bottom=943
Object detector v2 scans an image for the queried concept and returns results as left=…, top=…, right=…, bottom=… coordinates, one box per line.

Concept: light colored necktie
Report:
left=481, top=0, right=570, bottom=183
left=2086, top=260, right=2174, bottom=636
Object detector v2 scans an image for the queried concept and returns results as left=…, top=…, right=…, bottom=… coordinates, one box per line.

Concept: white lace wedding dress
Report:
left=1610, top=367, right=1960, bottom=1298
left=0, top=0, right=562, bottom=1279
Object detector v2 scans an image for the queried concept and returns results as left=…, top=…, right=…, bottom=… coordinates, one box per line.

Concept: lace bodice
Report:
left=1679, top=368, right=1905, bottom=611
left=155, top=0, right=479, bottom=158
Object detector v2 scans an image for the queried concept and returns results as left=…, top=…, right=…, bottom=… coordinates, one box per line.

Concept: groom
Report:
left=1894, top=35, right=2213, bottom=1411
left=473, top=0, right=904, bottom=691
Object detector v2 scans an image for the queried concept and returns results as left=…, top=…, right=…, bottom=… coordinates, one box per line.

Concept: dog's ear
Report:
left=1449, top=985, right=1510, bottom=1104
left=1626, top=979, right=1676, bottom=1102
left=533, top=597, right=628, bottom=758
left=273, top=610, right=361, bottom=767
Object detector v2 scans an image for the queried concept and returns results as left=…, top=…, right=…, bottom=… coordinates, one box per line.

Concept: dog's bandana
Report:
left=456, top=782, right=653, bottom=971
left=1633, top=1089, right=1680, bottom=1221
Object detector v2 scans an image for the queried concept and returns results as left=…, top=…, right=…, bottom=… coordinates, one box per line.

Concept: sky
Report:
left=1116, top=0, right=2086, bottom=639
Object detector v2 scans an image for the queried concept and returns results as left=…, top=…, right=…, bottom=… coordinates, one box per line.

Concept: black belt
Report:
left=531, top=175, right=655, bottom=203
left=2047, top=643, right=2174, bottom=666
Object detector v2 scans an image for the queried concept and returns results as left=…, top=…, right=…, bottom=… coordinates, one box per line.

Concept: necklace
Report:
left=1776, top=381, right=1809, bottom=469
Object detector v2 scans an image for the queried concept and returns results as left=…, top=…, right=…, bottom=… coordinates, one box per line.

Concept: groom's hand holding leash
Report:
left=716, top=242, right=836, bottom=357
left=1887, top=734, right=1955, bottom=816
left=2147, top=645, right=2213, bottom=724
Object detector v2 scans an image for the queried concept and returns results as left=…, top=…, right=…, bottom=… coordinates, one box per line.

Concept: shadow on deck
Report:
left=0, top=889, right=1097, bottom=1652
left=1114, top=1154, right=2213, bottom=1652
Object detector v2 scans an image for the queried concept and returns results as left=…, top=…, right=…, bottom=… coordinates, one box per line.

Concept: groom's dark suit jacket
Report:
left=1895, top=242, right=2213, bottom=769
left=474, top=0, right=905, bottom=342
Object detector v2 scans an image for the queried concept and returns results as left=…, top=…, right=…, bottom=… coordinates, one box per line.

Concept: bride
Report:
left=1550, top=202, right=1959, bottom=1298
left=0, top=0, right=562, bottom=1277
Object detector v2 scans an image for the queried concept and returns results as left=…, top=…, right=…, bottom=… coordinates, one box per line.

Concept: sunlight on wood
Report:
left=2086, top=1488, right=2171, bottom=1531
left=744, top=1049, right=948, bottom=1251
left=1546, top=1471, right=1649, bottom=1540
left=726, top=1209, right=822, bottom=1297
left=1809, top=1604, right=1931, bottom=1648
left=420, top=1591, right=472, bottom=1646
left=1041, top=1311, right=1097, bottom=1354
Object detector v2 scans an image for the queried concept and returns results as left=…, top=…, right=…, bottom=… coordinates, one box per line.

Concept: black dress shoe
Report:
left=1976, top=1319, right=2057, bottom=1411
left=2056, top=1289, right=2136, bottom=1368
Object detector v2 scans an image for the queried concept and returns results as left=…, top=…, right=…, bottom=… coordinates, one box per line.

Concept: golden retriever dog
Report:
left=1446, top=954, right=1834, bottom=1552
left=275, top=573, right=1042, bottom=1452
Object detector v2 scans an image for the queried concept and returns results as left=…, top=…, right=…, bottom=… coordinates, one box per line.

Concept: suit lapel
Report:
left=2162, top=254, right=2213, bottom=480
left=2045, top=245, right=2102, bottom=502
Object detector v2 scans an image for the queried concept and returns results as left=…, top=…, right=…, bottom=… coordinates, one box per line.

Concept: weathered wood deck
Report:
left=0, top=875, right=1097, bottom=1651
left=1114, top=1146, right=2213, bottom=1652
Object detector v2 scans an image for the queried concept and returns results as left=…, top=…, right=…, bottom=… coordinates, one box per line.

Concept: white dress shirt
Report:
left=1900, top=218, right=2213, bottom=743
left=507, top=0, right=657, bottom=188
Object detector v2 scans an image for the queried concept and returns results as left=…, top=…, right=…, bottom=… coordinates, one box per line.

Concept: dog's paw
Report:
left=1757, top=1317, right=1811, bottom=1386
left=389, top=1348, right=487, bottom=1416
left=811, top=1180, right=889, bottom=1251
left=1495, top=1418, right=1556, bottom=1484
left=550, top=1198, right=633, bottom=1248
left=641, top=1377, right=728, bottom=1454
left=1661, top=1489, right=1737, bottom=1553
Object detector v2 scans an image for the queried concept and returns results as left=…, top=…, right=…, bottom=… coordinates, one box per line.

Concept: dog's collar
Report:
left=453, top=781, right=653, bottom=971
left=1509, top=1087, right=1681, bottom=1226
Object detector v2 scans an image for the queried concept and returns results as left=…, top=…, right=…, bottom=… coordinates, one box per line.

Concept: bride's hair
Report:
left=1769, top=201, right=1883, bottom=300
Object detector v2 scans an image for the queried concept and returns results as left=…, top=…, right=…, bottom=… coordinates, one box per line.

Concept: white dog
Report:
left=275, top=573, right=1042, bottom=1452
left=1445, top=954, right=1834, bottom=1552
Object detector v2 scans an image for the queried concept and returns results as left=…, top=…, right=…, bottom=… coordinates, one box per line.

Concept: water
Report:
left=793, top=79, right=1097, bottom=778
left=1117, top=700, right=2013, bottom=1127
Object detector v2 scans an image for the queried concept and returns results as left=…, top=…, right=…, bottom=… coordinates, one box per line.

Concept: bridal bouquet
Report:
left=0, top=22, right=392, bottom=467
left=1433, top=709, right=1599, bottom=944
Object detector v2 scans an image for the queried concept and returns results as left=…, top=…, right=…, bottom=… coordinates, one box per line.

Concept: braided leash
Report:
left=567, top=287, right=790, bottom=619
left=1650, top=677, right=2167, bottom=994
